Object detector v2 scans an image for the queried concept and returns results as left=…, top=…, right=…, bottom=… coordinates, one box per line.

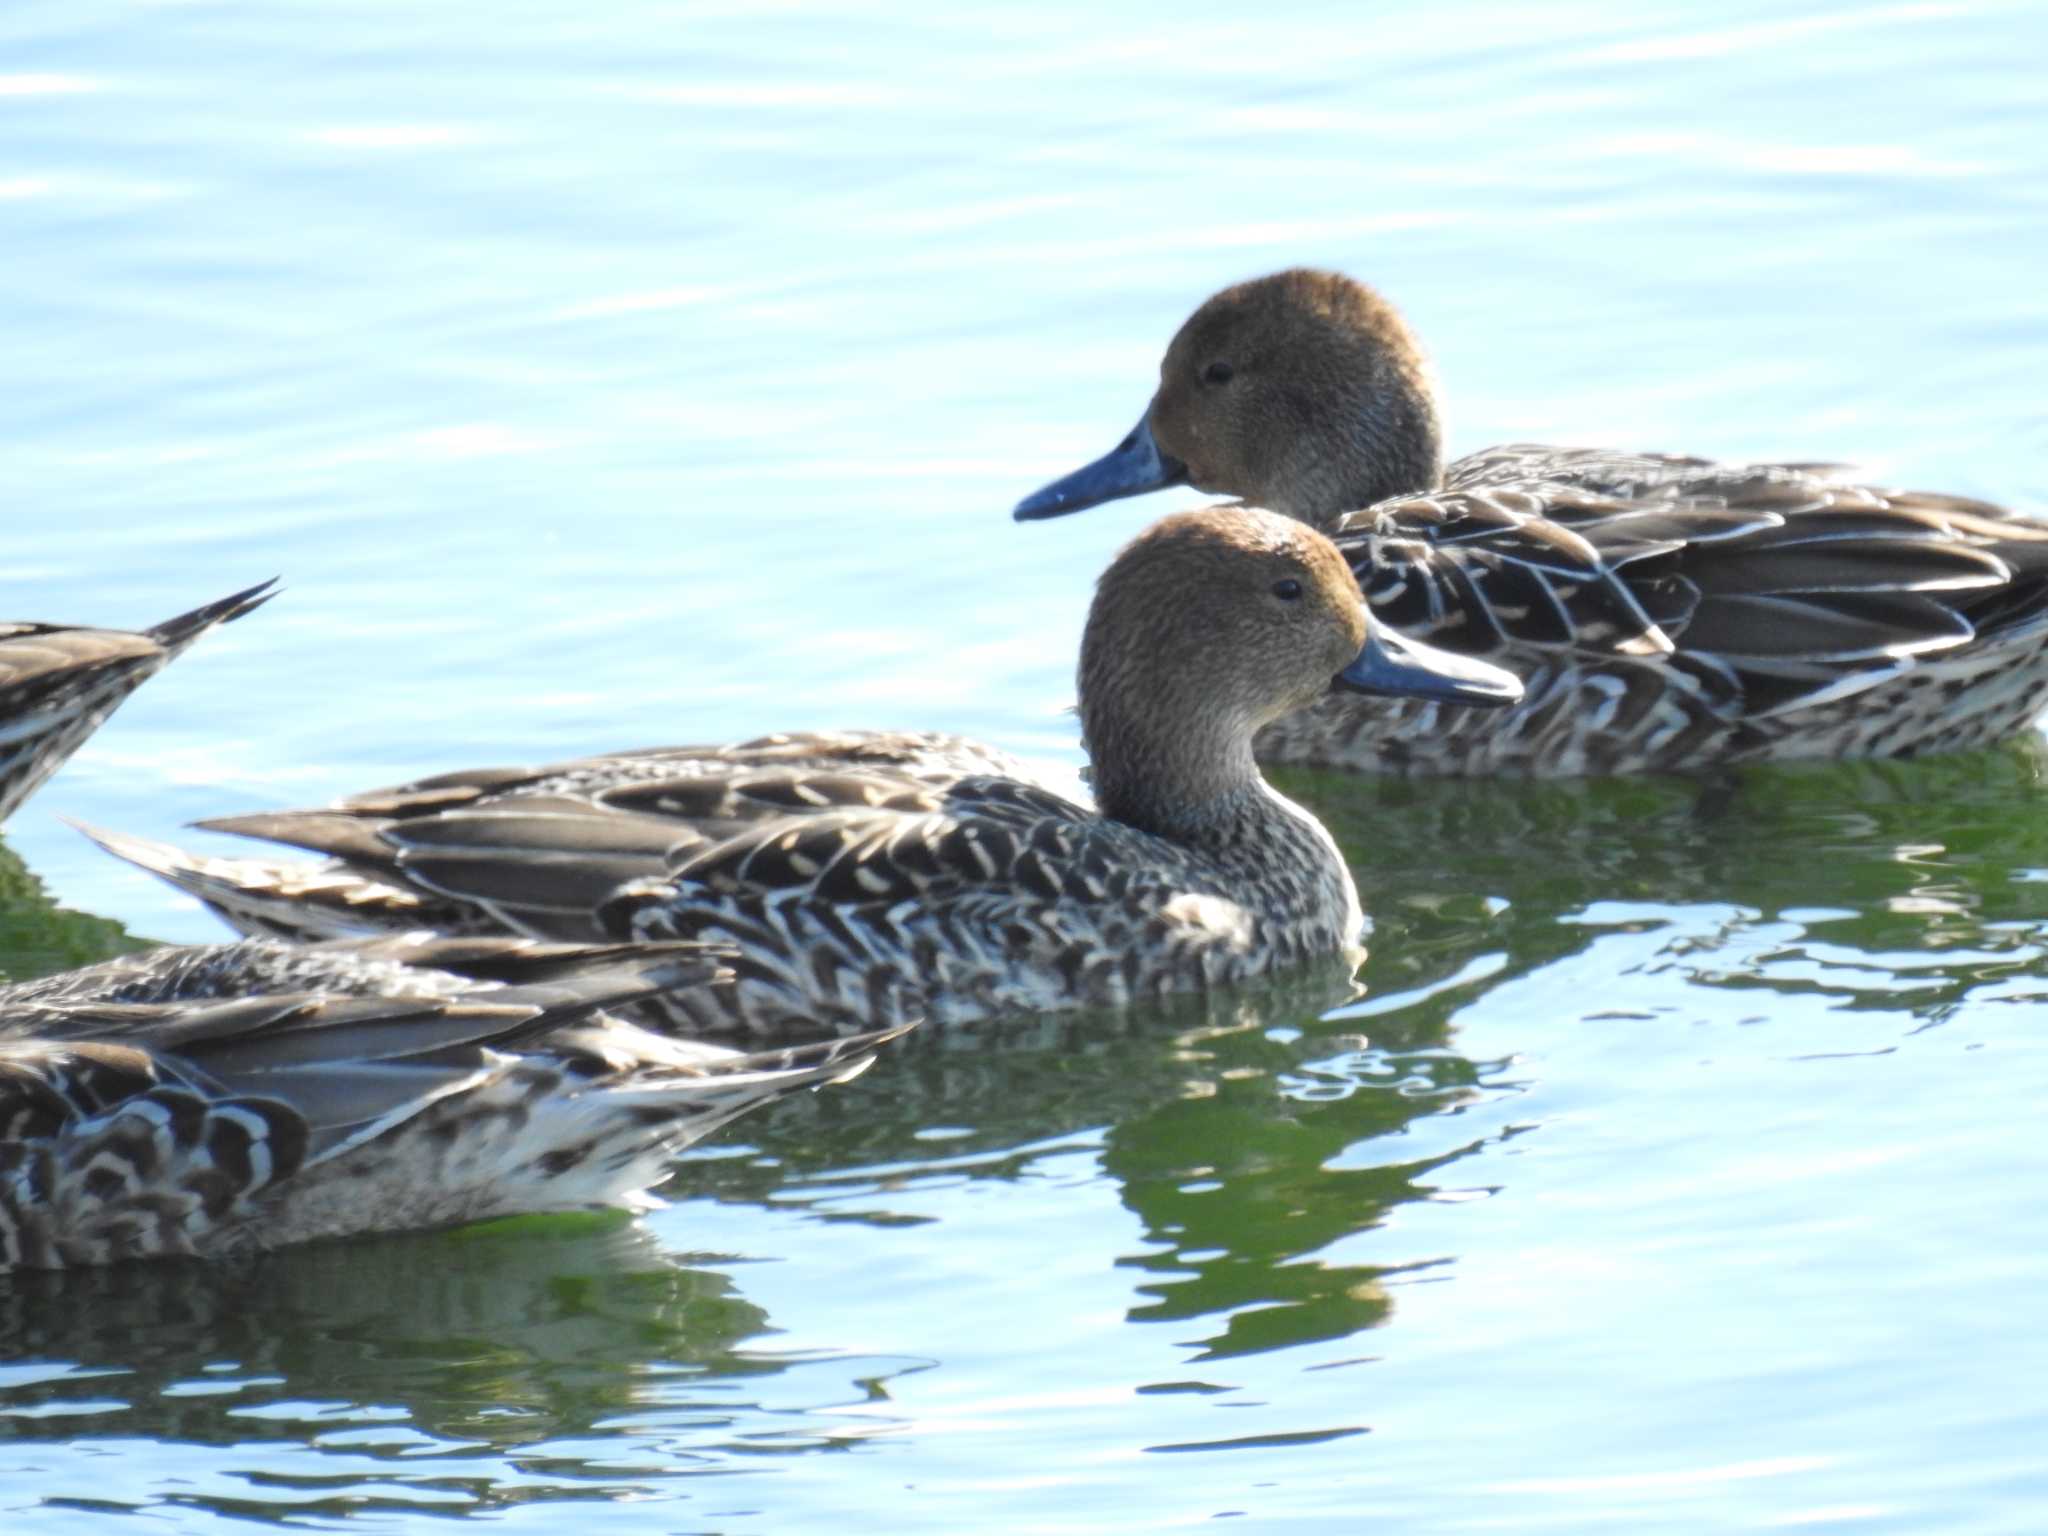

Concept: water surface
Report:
left=4, top=1, right=2048, bottom=1530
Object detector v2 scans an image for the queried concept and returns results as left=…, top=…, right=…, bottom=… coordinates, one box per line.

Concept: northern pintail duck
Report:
left=85, top=509, right=1520, bottom=1033
left=0, top=580, right=276, bottom=824
left=1015, top=269, right=2048, bottom=776
left=0, top=932, right=902, bottom=1269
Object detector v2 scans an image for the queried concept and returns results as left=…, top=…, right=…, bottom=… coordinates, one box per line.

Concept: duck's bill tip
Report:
left=1012, top=486, right=1091, bottom=522
left=1013, top=487, right=1090, bottom=522
left=1336, top=626, right=1524, bottom=709
left=1013, top=414, right=1187, bottom=522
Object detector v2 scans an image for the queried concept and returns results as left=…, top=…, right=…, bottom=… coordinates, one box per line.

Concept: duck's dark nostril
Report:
left=1117, top=431, right=1137, bottom=452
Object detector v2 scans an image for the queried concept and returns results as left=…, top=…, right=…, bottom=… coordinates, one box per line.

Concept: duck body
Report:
left=0, top=932, right=901, bottom=1269
left=1268, top=447, right=2048, bottom=776
left=85, top=511, right=1521, bottom=1035
left=0, top=580, right=277, bottom=824
left=87, top=741, right=1360, bottom=1033
left=1015, top=270, right=2048, bottom=776
left=605, top=764, right=1370, bottom=1031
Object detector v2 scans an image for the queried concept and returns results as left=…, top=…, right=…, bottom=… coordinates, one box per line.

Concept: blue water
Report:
left=4, top=1, right=2048, bottom=1529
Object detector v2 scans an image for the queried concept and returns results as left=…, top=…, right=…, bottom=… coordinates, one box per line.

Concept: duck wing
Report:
left=651, top=776, right=1099, bottom=908
left=1, top=932, right=726, bottom=1011
left=1444, top=443, right=1851, bottom=500
left=1332, top=482, right=1745, bottom=659
left=1352, top=453, right=2048, bottom=723
left=93, top=733, right=1019, bottom=942
left=0, top=937, right=711, bottom=1188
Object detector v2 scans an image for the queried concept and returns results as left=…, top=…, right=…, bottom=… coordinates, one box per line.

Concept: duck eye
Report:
left=1203, top=360, right=1234, bottom=386
left=1272, top=578, right=1304, bottom=602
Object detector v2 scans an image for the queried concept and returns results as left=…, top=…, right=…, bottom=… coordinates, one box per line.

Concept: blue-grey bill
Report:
left=1337, top=625, right=1524, bottom=708
left=1013, top=414, right=1188, bottom=521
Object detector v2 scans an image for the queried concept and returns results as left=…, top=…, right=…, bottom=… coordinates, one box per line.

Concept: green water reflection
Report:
left=1297, top=743, right=2048, bottom=1023
left=0, top=1224, right=811, bottom=1520
left=3, top=748, right=2046, bottom=1521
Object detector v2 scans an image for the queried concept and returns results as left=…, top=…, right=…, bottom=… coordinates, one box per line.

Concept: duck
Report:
left=0, top=931, right=905, bottom=1269
left=1014, top=268, right=2048, bottom=776
left=80, top=508, right=1521, bottom=1034
left=0, top=579, right=278, bottom=825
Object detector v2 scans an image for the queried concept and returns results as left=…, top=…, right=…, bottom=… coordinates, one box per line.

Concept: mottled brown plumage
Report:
left=84, top=510, right=1519, bottom=1034
left=1015, top=269, right=2048, bottom=774
left=0, top=580, right=276, bottom=824
left=0, top=934, right=903, bottom=1269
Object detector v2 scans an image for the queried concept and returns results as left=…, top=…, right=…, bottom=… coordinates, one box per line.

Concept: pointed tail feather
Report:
left=502, top=1019, right=916, bottom=1210
left=68, top=820, right=435, bottom=941
left=143, top=578, right=281, bottom=655
left=0, top=581, right=278, bottom=828
left=333, top=933, right=737, bottom=994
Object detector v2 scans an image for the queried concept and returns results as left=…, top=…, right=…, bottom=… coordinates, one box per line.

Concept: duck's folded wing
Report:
left=171, top=735, right=1023, bottom=942
left=1, top=932, right=727, bottom=1011
left=206, top=771, right=940, bottom=932
left=1349, top=464, right=2048, bottom=722
left=1664, top=496, right=2048, bottom=717
left=615, top=729, right=1024, bottom=781
left=643, top=776, right=1096, bottom=906
left=1444, top=443, right=1846, bottom=499
left=1, top=949, right=713, bottom=1153
left=0, top=993, right=521, bottom=1177
left=1332, top=483, right=1754, bottom=659
left=233, top=730, right=1015, bottom=827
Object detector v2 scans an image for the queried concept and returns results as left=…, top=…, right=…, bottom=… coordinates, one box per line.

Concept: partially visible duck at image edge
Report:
left=0, top=580, right=276, bottom=825
left=0, top=933, right=904, bottom=1270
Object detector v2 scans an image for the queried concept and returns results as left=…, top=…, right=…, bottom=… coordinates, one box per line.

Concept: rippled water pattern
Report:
left=5, top=1, right=2048, bottom=1530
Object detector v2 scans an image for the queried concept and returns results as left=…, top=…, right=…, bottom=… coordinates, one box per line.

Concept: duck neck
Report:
left=1087, top=713, right=1269, bottom=850
left=1356, top=378, right=1445, bottom=506
left=1279, top=350, right=1445, bottom=529
left=1088, top=711, right=1363, bottom=940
